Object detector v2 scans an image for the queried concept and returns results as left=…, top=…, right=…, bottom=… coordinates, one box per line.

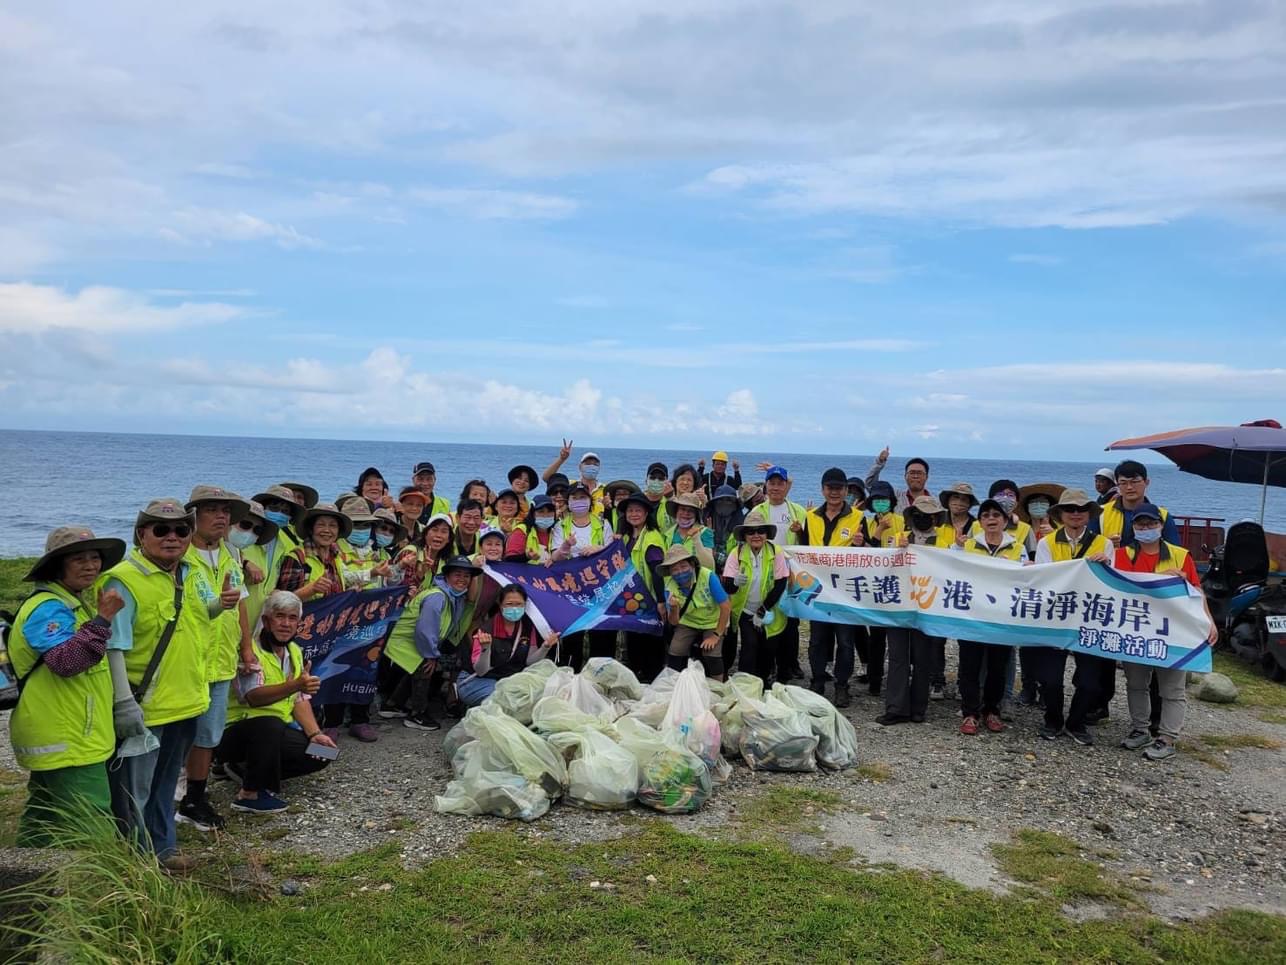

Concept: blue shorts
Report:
left=193, top=679, right=232, bottom=749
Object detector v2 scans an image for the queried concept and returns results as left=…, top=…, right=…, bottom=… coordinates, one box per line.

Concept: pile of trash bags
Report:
left=434, top=658, right=859, bottom=822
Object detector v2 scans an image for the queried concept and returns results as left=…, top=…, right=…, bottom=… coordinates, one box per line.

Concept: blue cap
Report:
left=1132, top=502, right=1162, bottom=522
left=764, top=465, right=788, bottom=481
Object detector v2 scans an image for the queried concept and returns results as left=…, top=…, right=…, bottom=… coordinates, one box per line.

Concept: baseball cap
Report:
left=579, top=452, right=601, bottom=465
left=821, top=467, right=847, bottom=487
left=764, top=465, right=788, bottom=481
left=1132, top=502, right=1162, bottom=522
left=1094, top=467, right=1115, bottom=481
left=413, top=461, right=436, bottom=476
left=646, top=461, right=668, bottom=478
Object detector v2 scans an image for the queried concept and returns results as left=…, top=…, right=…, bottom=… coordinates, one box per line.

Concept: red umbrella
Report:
left=1106, top=420, right=1286, bottom=523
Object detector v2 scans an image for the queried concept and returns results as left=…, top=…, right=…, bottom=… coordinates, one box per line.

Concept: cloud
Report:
left=407, top=187, right=578, bottom=220
left=162, top=208, right=323, bottom=249
left=0, top=283, right=245, bottom=334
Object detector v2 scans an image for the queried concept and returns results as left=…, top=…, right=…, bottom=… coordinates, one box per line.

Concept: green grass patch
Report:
left=3, top=821, right=1285, bottom=963
left=991, top=829, right=1145, bottom=909
left=855, top=761, right=893, bottom=782
left=732, top=786, right=845, bottom=836
left=1178, top=740, right=1232, bottom=771
left=0, top=557, right=34, bottom=614
left=0, top=767, right=27, bottom=848
left=1211, top=653, right=1286, bottom=710
left=1258, top=711, right=1286, bottom=725
left=1197, top=733, right=1284, bottom=750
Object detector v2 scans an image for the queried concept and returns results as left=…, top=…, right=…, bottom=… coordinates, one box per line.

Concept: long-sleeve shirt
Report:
left=19, top=600, right=111, bottom=677
left=412, top=580, right=465, bottom=660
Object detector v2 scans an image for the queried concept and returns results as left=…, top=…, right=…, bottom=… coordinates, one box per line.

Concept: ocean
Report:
left=0, top=429, right=1280, bottom=556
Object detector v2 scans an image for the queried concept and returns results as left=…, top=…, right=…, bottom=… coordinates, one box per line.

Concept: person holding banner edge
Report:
left=660, top=545, right=731, bottom=679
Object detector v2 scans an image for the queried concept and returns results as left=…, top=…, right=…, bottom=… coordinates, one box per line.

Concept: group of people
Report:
left=6, top=442, right=1218, bottom=870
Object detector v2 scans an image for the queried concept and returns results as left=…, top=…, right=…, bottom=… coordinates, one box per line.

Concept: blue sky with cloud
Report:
left=2, top=1, right=1285, bottom=460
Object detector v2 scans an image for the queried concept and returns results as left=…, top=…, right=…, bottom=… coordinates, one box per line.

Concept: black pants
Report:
left=1019, top=647, right=1041, bottom=700
left=1035, top=649, right=1106, bottom=731
left=770, top=617, right=802, bottom=683
left=391, top=658, right=442, bottom=716
left=885, top=627, right=934, bottom=719
left=958, top=641, right=1008, bottom=718
left=930, top=637, right=947, bottom=689
left=624, top=630, right=666, bottom=684
left=321, top=702, right=370, bottom=728
left=721, top=621, right=739, bottom=673
left=735, top=613, right=771, bottom=681
left=861, top=626, right=887, bottom=693
left=217, top=717, right=330, bottom=794
left=558, top=630, right=616, bottom=671
left=808, top=622, right=855, bottom=688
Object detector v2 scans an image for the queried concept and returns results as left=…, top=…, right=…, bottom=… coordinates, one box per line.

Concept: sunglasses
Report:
left=147, top=523, right=191, bottom=538
left=744, top=528, right=772, bottom=537
left=236, top=520, right=264, bottom=533
left=1061, top=506, right=1091, bottom=514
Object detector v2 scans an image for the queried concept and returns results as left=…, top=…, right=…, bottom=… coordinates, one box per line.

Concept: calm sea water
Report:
left=0, top=429, right=1280, bottom=556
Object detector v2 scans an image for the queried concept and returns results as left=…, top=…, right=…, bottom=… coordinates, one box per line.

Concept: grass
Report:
left=991, top=828, right=1145, bottom=910
left=0, top=557, right=32, bottom=615
left=731, top=786, right=846, bottom=836
left=855, top=761, right=893, bottom=782
left=1211, top=653, right=1286, bottom=711
left=5, top=821, right=1285, bottom=964
left=1196, top=733, right=1284, bottom=750
left=0, top=767, right=26, bottom=847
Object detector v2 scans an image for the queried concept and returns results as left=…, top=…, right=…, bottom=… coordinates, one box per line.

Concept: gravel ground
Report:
left=2, top=655, right=1283, bottom=922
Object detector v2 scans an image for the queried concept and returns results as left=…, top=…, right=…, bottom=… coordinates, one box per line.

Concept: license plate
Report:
left=1266, top=616, right=1286, bottom=633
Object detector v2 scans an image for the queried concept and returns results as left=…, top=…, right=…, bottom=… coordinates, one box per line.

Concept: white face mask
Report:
left=228, top=528, right=257, bottom=549
left=1134, top=525, right=1163, bottom=544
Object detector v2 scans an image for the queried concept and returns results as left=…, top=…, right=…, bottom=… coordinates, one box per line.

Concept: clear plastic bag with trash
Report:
left=738, top=692, right=819, bottom=772
left=616, top=717, right=713, bottom=814
left=661, top=662, right=730, bottom=782
left=434, top=741, right=551, bottom=822
left=546, top=729, right=639, bottom=810
left=582, top=657, right=644, bottom=701
left=712, top=673, right=766, bottom=758
left=772, top=683, right=859, bottom=770
left=485, top=661, right=557, bottom=724
left=465, top=704, right=567, bottom=797
left=531, top=695, right=619, bottom=739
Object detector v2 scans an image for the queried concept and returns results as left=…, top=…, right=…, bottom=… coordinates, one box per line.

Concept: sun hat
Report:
left=134, top=498, right=195, bottom=538
left=239, top=500, right=280, bottom=546
left=545, top=473, right=571, bottom=495
left=397, top=486, right=429, bottom=507
left=441, top=555, right=483, bottom=577
left=185, top=485, right=250, bottom=524
left=424, top=512, right=454, bottom=531
left=372, top=507, right=407, bottom=542
left=339, top=498, right=377, bottom=526
left=709, top=484, right=739, bottom=504
left=903, top=495, right=947, bottom=525
left=617, top=491, right=654, bottom=514
left=867, top=480, right=896, bottom=504
left=1018, top=482, right=1067, bottom=523
left=711, top=450, right=729, bottom=462
left=301, top=502, right=353, bottom=540
left=1094, top=467, right=1116, bottom=482
left=333, top=491, right=359, bottom=507
left=733, top=521, right=778, bottom=542
left=604, top=479, right=642, bottom=497
left=25, top=526, right=127, bottom=582
left=251, top=485, right=306, bottom=525
left=938, top=482, right=979, bottom=508
left=278, top=481, right=319, bottom=509
left=670, top=493, right=704, bottom=514
left=738, top=482, right=763, bottom=504
left=1048, top=488, right=1102, bottom=525
left=659, top=544, right=699, bottom=574
left=508, top=465, right=539, bottom=489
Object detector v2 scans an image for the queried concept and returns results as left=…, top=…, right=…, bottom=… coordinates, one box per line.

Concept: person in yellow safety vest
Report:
left=253, top=484, right=309, bottom=565
left=394, top=486, right=428, bottom=545
left=178, top=485, right=253, bottom=835
left=275, top=502, right=350, bottom=604
left=1112, top=503, right=1219, bottom=763
left=550, top=481, right=617, bottom=669
left=278, top=480, right=319, bottom=511
left=8, top=526, right=126, bottom=847
left=666, top=493, right=715, bottom=570
left=969, top=479, right=1035, bottom=556
left=540, top=441, right=607, bottom=515
left=450, top=498, right=487, bottom=559
left=721, top=522, right=788, bottom=684
left=218, top=590, right=334, bottom=815
left=956, top=499, right=1027, bottom=737
left=805, top=468, right=868, bottom=707
left=337, top=498, right=391, bottom=590
left=383, top=556, right=482, bottom=730
left=659, top=545, right=731, bottom=680
left=409, top=461, right=452, bottom=523
left=544, top=473, right=572, bottom=520
left=504, top=494, right=559, bottom=564
left=863, top=480, right=907, bottom=548
left=1019, top=483, right=1063, bottom=543
left=232, top=499, right=286, bottom=638
left=97, top=498, right=211, bottom=871
left=938, top=482, right=978, bottom=548
left=617, top=491, right=669, bottom=683
left=490, top=488, right=523, bottom=535
left=507, top=464, right=540, bottom=516
left=743, top=465, right=808, bottom=683
left=1028, top=488, right=1115, bottom=747
left=642, top=461, right=670, bottom=529
left=1091, top=459, right=1181, bottom=548
left=900, top=494, right=953, bottom=701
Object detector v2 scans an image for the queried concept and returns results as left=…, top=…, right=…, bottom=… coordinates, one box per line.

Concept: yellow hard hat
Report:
left=712, top=450, right=729, bottom=462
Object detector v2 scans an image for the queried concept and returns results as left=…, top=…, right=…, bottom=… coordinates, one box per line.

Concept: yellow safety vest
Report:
left=183, top=541, right=244, bottom=683
left=624, top=528, right=668, bottom=597
left=384, top=583, right=457, bottom=674
left=805, top=506, right=865, bottom=547
left=964, top=536, right=1026, bottom=561
left=664, top=567, right=722, bottom=630
left=1041, top=529, right=1111, bottom=562
left=1100, top=499, right=1171, bottom=542
left=8, top=583, right=114, bottom=771
left=867, top=511, right=907, bottom=548
left=227, top=641, right=305, bottom=725
left=745, top=500, right=808, bottom=545
left=727, top=545, right=787, bottom=637
left=1123, top=542, right=1190, bottom=575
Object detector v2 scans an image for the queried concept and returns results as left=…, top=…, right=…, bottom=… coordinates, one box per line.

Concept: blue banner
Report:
left=484, top=540, right=663, bottom=636
left=296, top=584, right=412, bottom=705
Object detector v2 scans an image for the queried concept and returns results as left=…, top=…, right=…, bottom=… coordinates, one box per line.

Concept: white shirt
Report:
left=568, top=518, right=614, bottom=557
left=767, top=502, right=792, bottom=548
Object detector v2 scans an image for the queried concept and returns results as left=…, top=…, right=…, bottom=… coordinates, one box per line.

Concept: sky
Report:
left=2, top=1, right=1285, bottom=461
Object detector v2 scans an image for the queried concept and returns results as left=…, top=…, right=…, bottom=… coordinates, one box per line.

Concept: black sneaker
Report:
left=875, top=713, right=910, bottom=726
left=210, top=761, right=229, bottom=781
left=404, top=713, right=441, bottom=731
left=1038, top=725, right=1061, bottom=740
left=1066, top=727, right=1094, bottom=747
left=177, top=797, right=226, bottom=833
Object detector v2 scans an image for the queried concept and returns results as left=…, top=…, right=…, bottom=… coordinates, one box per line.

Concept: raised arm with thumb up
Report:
left=219, top=571, right=241, bottom=610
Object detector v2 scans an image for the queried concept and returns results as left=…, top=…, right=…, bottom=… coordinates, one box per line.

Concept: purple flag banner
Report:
left=484, top=540, right=663, bottom=636
left=295, top=584, right=412, bottom=706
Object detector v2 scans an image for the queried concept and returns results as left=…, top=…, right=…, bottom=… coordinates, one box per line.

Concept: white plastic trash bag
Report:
left=773, top=684, right=859, bottom=770
left=547, top=729, right=639, bottom=810
left=469, top=704, right=567, bottom=797
left=531, top=696, right=618, bottom=739
left=583, top=657, right=644, bottom=701
left=435, top=742, right=551, bottom=822
left=739, top=693, right=818, bottom=772
left=486, top=670, right=548, bottom=724
left=661, top=663, right=729, bottom=782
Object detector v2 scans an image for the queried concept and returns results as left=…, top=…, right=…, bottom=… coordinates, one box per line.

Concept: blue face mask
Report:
left=501, top=605, right=526, bottom=623
left=348, top=528, right=371, bottom=547
left=265, top=510, right=291, bottom=527
left=871, top=499, right=891, bottom=514
left=581, top=465, right=600, bottom=481
left=228, top=528, right=257, bottom=550
left=673, top=569, right=694, bottom=587
left=374, top=532, right=395, bottom=548
left=1134, top=526, right=1162, bottom=543
left=534, top=515, right=556, bottom=531
left=444, top=582, right=468, bottom=598
left=844, top=494, right=857, bottom=508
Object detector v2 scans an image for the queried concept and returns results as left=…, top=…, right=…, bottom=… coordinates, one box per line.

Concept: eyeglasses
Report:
left=236, top=520, right=264, bottom=534
left=1117, top=476, right=1145, bottom=485
left=147, top=523, right=191, bottom=538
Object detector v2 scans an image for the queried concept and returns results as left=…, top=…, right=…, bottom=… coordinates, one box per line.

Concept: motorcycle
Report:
left=1202, top=521, right=1286, bottom=682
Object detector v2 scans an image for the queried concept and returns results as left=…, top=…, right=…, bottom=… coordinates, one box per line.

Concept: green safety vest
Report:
left=183, top=541, right=244, bottom=684
left=624, top=528, right=667, bottom=597
left=745, top=500, right=808, bottom=545
left=227, top=640, right=304, bottom=725
left=664, top=566, right=722, bottom=630
left=241, top=532, right=301, bottom=634
left=8, top=583, right=115, bottom=771
left=384, top=583, right=456, bottom=674
left=96, top=550, right=210, bottom=727
left=727, top=545, right=787, bottom=637
left=553, top=514, right=606, bottom=548
left=304, top=552, right=347, bottom=593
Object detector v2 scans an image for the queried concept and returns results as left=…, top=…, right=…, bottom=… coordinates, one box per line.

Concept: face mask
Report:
left=1134, top=526, right=1162, bottom=544
left=580, top=465, right=600, bottom=481
left=348, top=528, right=371, bottom=547
left=673, top=570, right=694, bottom=587
left=646, top=478, right=665, bottom=495
left=845, top=494, right=857, bottom=508
left=445, top=582, right=468, bottom=598
left=995, top=495, right=1017, bottom=514
left=911, top=513, right=934, bottom=532
left=871, top=499, right=891, bottom=514
left=375, top=532, right=395, bottom=548
left=501, top=605, right=526, bottom=623
left=228, top=528, right=257, bottom=549
left=1027, top=500, right=1050, bottom=519
left=534, top=516, right=556, bottom=531
left=265, top=510, right=291, bottom=527
left=568, top=498, right=591, bottom=515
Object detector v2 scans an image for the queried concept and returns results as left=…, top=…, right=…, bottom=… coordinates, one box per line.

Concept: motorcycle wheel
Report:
left=1262, top=652, right=1286, bottom=683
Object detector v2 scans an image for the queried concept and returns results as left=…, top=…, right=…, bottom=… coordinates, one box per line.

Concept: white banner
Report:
left=781, top=545, right=1212, bottom=672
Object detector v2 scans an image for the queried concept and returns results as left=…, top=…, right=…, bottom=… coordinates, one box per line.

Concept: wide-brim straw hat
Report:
left=938, top=482, right=979, bottom=508
left=278, top=481, right=319, bottom=509
left=669, top=493, right=705, bottom=513
left=301, top=502, right=353, bottom=540
left=508, top=465, right=540, bottom=489
left=659, top=544, right=699, bottom=574
left=733, top=522, right=778, bottom=542
left=1018, top=482, right=1067, bottom=523
left=185, top=485, right=250, bottom=525
left=1048, top=488, right=1103, bottom=525
left=25, top=526, right=127, bottom=582
left=338, top=497, right=377, bottom=525
left=251, top=485, right=307, bottom=526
